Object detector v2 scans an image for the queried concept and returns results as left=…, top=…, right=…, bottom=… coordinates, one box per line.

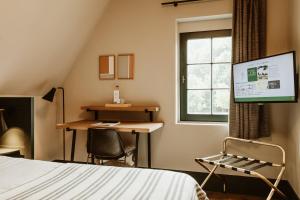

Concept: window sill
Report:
left=176, top=121, right=229, bottom=126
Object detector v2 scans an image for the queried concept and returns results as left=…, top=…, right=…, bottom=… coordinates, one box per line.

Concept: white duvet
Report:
left=0, top=156, right=208, bottom=200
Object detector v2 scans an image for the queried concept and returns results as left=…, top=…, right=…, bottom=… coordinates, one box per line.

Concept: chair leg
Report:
left=86, top=154, right=90, bottom=164
left=91, top=155, right=95, bottom=164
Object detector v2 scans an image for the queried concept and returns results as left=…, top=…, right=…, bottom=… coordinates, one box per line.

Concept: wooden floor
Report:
left=207, top=192, right=265, bottom=200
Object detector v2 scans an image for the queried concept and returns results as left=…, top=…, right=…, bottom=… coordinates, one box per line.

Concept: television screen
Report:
left=233, top=51, right=298, bottom=103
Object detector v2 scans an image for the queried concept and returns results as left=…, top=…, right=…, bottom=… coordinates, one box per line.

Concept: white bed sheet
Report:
left=0, top=156, right=208, bottom=200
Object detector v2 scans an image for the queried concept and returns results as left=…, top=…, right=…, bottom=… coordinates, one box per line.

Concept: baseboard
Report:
left=52, top=160, right=299, bottom=199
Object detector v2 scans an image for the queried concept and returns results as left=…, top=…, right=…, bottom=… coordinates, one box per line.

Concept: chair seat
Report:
left=93, top=145, right=135, bottom=159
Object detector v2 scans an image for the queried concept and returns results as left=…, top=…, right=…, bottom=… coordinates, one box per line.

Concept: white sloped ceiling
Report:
left=0, top=0, right=110, bottom=96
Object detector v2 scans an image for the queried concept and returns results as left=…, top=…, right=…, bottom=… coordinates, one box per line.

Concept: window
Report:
left=180, top=30, right=232, bottom=122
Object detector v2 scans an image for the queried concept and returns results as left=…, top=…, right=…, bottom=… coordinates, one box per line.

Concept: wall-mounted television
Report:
left=233, top=51, right=298, bottom=103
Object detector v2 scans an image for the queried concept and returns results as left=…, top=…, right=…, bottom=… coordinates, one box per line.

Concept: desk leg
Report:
left=134, top=131, right=140, bottom=168
left=63, top=130, right=66, bottom=161
left=147, top=134, right=151, bottom=168
left=93, top=111, right=98, bottom=164
left=149, top=111, right=153, bottom=122
left=71, top=130, right=77, bottom=162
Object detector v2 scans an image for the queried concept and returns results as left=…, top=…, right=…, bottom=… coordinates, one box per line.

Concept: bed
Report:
left=0, top=156, right=208, bottom=200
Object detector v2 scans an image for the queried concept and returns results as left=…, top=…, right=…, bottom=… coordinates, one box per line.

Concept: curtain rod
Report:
left=161, top=0, right=210, bottom=7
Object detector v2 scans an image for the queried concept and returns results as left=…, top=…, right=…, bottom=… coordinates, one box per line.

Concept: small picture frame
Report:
left=99, top=55, right=115, bottom=80
left=117, top=54, right=134, bottom=80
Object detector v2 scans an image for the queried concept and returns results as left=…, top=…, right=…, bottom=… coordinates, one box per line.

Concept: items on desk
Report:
left=93, top=121, right=120, bottom=127
left=112, top=85, right=127, bottom=105
left=113, top=85, right=120, bottom=103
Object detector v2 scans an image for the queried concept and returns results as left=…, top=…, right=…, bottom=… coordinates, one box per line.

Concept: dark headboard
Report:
left=0, top=97, right=34, bottom=158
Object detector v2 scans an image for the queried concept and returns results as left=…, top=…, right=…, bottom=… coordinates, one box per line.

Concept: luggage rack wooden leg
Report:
left=195, top=159, right=227, bottom=192
left=266, top=167, right=286, bottom=200
left=252, top=168, right=286, bottom=200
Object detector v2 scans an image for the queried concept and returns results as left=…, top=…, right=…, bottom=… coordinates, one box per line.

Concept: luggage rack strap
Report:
left=196, top=157, right=256, bottom=175
left=223, top=153, right=282, bottom=167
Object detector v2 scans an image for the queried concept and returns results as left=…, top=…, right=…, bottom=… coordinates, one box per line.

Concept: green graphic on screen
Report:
left=247, top=67, right=257, bottom=82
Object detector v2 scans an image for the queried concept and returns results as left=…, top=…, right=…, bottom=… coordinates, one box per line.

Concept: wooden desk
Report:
left=81, top=105, right=160, bottom=112
left=57, top=120, right=163, bottom=167
left=81, top=105, right=160, bottom=121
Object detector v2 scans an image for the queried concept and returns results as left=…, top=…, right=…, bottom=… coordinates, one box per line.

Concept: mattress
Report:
left=0, top=156, right=208, bottom=200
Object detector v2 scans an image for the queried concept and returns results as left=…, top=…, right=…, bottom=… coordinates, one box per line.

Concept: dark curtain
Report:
left=229, top=0, right=270, bottom=139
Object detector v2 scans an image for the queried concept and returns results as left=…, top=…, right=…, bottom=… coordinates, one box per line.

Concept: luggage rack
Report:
left=195, top=137, right=287, bottom=200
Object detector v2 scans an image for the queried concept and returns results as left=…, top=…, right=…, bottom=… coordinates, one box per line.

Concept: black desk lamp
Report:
left=42, top=87, right=66, bottom=160
left=0, top=109, right=8, bottom=134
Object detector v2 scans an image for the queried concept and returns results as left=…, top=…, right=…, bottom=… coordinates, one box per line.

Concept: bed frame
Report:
left=195, top=137, right=287, bottom=200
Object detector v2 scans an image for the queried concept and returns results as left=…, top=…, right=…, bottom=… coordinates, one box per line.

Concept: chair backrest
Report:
left=87, top=128, right=125, bottom=159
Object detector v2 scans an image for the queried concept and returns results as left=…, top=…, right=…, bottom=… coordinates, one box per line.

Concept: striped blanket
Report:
left=0, top=156, right=208, bottom=200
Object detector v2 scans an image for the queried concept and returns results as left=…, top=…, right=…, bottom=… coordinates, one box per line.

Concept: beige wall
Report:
left=63, top=0, right=291, bottom=178
left=0, top=0, right=110, bottom=96
left=0, top=0, right=110, bottom=160
left=287, top=0, right=300, bottom=196
left=64, top=0, right=233, bottom=171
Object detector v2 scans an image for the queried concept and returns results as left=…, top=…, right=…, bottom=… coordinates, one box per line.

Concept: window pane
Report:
left=212, top=90, right=230, bottom=115
left=212, top=64, right=231, bottom=89
left=212, top=37, right=232, bottom=62
left=187, top=38, right=211, bottom=64
left=188, top=90, right=211, bottom=114
left=187, top=64, right=211, bottom=89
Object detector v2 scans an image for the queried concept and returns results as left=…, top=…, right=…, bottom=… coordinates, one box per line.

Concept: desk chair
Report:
left=86, top=128, right=136, bottom=166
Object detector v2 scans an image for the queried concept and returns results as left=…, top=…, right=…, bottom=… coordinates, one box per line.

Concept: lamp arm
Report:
left=57, top=87, right=65, bottom=160
left=57, top=87, right=65, bottom=124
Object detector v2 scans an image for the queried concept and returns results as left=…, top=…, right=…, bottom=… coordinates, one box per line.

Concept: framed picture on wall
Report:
left=117, top=54, right=134, bottom=80
left=99, top=55, right=115, bottom=80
